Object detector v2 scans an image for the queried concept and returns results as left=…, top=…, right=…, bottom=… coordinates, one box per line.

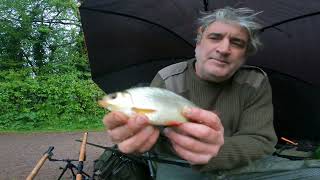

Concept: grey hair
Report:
left=196, top=7, right=263, bottom=56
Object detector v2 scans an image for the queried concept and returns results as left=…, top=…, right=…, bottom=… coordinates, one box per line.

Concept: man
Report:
left=103, top=7, right=277, bottom=179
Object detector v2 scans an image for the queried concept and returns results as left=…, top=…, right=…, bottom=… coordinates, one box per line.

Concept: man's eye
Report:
left=208, top=36, right=221, bottom=41
left=231, top=41, right=245, bottom=48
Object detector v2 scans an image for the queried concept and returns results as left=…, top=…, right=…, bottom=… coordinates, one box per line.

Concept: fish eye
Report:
left=109, top=93, right=117, bottom=99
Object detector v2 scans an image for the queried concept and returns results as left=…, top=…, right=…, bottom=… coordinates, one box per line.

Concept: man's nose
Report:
left=216, top=39, right=231, bottom=55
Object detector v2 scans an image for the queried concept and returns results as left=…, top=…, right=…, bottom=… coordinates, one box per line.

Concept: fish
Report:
left=98, top=87, right=197, bottom=126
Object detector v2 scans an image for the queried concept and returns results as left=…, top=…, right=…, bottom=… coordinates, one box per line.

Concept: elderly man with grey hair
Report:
left=103, top=6, right=278, bottom=179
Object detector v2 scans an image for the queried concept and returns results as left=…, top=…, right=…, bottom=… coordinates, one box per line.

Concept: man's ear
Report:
left=197, top=26, right=204, bottom=34
left=196, top=26, right=204, bottom=44
left=197, top=27, right=202, bottom=34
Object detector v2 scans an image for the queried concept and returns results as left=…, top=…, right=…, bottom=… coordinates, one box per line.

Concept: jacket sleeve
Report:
left=193, top=77, right=278, bottom=171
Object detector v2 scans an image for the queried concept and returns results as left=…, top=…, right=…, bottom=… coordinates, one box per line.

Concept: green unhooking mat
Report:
left=156, top=156, right=320, bottom=180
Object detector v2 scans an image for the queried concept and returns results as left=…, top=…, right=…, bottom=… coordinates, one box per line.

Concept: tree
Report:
left=0, top=0, right=105, bottom=131
left=0, top=0, right=83, bottom=75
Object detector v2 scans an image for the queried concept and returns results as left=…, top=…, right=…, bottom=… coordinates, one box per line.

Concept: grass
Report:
left=0, top=117, right=106, bottom=133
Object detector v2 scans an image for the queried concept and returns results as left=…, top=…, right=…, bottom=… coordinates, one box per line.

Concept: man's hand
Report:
left=164, top=107, right=224, bottom=165
left=103, top=112, right=160, bottom=154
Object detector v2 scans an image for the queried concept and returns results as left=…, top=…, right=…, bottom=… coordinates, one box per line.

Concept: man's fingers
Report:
left=108, top=128, right=128, bottom=143
left=171, top=142, right=211, bottom=165
left=127, top=115, right=149, bottom=132
left=118, top=126, right=155, bottom=154
left=183, top=107, right=222, bottom=131
left=170, top=123, right=222, bottom=144
left=103, top=112, right=128, bottom=129
left=138, top=129, right=160, bottom=153
left=164, top=128, right=212, bottom=153
left=108, top=115, right=149, bottom=143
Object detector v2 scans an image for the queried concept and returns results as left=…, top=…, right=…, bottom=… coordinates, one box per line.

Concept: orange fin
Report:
left=164, top=120, right=183, bottom=126
left=131, top=107, right=156, bottom=115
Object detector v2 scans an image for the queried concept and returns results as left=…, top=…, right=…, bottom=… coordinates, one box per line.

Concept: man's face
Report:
left=195, top=21, right=249, bottom=82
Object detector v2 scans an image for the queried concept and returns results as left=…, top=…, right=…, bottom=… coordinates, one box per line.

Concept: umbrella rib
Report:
left=203, top=0, right=209, bottom=11
left=80, top=7, right=195, bottom=49
left=256, top=66, right=315, bottom=86
left=261, top=11, right=320, bottom=32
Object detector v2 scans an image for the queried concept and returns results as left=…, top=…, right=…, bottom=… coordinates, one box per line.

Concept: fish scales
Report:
left=99, top=87, right=197, bottom=126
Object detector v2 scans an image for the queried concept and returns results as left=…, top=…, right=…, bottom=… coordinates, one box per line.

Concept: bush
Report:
left=0, top=67, right=106, bottom=131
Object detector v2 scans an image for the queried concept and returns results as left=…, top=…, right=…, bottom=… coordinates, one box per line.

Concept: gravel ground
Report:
left=0, top=131, right=113, bottom=180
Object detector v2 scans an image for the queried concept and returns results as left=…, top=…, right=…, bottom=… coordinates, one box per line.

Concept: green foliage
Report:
left=0, top=0, right=109, bottom=132
left=0, top=67, right=106, bottom=131
left=0, top=0, right=82, bottom=73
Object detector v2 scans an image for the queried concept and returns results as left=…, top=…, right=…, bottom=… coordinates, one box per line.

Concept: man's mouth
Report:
left=209, top=57, right=229, bottom=64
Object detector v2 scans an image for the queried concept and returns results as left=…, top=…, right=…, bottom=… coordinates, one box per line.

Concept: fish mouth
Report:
left=98, top=100, right=109, bottom=108
left=106, top=104, right=116, bottom=111
left=100, top=101, right=117, bottom=111
left=98, top=99, right=114, bottom=111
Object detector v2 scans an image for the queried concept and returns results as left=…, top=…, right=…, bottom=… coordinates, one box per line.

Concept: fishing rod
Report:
left=26, top=146, right=54, bottom=180
left=76, top=140, right=190, bottom=167
left=76, top=132, right=88, bottom=180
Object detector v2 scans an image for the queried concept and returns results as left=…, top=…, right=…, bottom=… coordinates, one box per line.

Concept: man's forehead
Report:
left=205, top=21, right=249, bottom=39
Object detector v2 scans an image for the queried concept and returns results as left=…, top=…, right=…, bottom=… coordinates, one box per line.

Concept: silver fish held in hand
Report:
left=98, top=87, right=197, bottom=126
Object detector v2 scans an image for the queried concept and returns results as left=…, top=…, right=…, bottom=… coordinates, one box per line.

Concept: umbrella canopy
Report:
left=80, top=0, right=200, bottom=92
left=79, top=0, right=320, bottom=140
